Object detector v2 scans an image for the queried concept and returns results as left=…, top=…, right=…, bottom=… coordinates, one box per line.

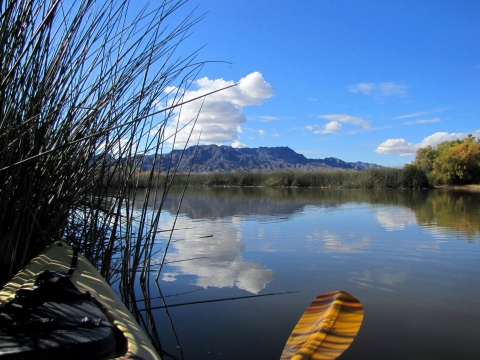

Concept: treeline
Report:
left=413, top=135, right=480, bottom=185
left=128, top=166, right=431, bottom=189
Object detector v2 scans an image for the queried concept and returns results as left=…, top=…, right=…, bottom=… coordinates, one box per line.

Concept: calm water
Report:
left=128, top=187, right=480, bottom=360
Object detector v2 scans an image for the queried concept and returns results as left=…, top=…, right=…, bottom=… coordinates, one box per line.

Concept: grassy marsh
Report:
left=129, top=166, right=432, bottom=189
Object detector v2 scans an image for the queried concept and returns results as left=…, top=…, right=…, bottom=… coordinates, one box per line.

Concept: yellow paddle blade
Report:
left=281, top=290, right=363, bottom=360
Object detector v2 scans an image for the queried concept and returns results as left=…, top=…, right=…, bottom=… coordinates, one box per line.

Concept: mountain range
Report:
left=134, top=145, right=382, bottom=173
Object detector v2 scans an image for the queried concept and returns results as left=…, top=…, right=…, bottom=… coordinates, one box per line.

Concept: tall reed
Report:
left=0, top=0, right=207, bottom=290
left=133, top=167, right=431, bottom=189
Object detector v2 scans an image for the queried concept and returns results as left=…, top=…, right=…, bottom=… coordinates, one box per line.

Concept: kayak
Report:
left=0, top=241, right=160, bottom=360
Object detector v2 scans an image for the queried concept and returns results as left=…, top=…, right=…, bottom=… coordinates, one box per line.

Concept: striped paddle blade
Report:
left=281, top=290, right=363, bottom=360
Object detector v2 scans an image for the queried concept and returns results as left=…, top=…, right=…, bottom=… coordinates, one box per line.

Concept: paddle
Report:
left=281, top=290, right=363, bottom=360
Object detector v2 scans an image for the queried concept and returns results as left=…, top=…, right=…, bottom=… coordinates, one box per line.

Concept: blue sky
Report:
left=161, top=0, right=479, bottom=166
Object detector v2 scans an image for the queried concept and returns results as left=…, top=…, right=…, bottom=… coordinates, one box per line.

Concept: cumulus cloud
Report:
left=417, top=131, right=480, bottom=148
left=375, top=130, right=480, bottom=156
left=348, top=82, right=407, bottom=102
left=314, top=121, right=342, bottom=134
left=375, top=139, right=417, bottom=156
left=258, top=129, right=265, bottom=136
left=159, top=72, right=273, bottom=147
left=232, top=141, right=246, bottom=148
left=318, top=114, right=371, bottom=130
left=272, top=133, right=280, bottom=137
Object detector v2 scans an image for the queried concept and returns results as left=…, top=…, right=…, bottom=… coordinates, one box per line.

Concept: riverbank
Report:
left=435, top=184, right=480, bottom=192
left=128, top=167, right=431, bottom=189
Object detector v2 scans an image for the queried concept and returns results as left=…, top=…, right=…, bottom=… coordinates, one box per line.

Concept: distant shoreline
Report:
left=434, top=184, right=480, bottom=192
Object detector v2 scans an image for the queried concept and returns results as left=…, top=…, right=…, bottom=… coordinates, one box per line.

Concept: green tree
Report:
left=430, top=135, right=480, bottom=185
left=413, top=145, right=438, bottom=173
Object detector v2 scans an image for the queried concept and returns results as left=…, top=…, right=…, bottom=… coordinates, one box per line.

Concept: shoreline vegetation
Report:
left=122, top=166, right=479, bottom=190
left=121, top=134, right=480, bottom=190
left=123, top=166, right=433, bottom=189
left=0, top=0, right=206, bottom=296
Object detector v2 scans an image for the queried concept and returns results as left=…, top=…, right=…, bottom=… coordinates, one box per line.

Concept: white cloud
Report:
left=394, top=108, right=447, bottom=119
left=272, top=133, right=280, bottom=137
left=249, top=115, right=278, bottom=122
left=160, top=72, right=273, bottom=147
left=417, top=131, right=479, bottom=148
left=375, top=130, right=480, bottom=156
left=258, top=129, right=265, bottom=136
left=348, top=82, right=407, bottom=102
left=377, top=82, right=407, bottom=97
left=375, top=138, right=417, bottom=156
left=402, top=117, right=441, bottom=125
left=232, top=141, right=246, bottom=148
left=314, top=121, right=342, bottom=134
left=318, top=114, right=371, bottom=130
left=347, top=83, right=376, bottom=95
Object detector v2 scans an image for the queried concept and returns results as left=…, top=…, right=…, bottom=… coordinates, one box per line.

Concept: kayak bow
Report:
left=0, top=241, right=160, bottom=360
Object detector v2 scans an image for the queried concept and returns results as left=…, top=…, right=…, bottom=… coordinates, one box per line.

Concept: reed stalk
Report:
left=0, top=0, right=208, bottom=291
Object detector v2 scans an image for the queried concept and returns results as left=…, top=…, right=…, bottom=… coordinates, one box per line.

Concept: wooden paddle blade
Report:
left=281, top=290, right=363, bottom=360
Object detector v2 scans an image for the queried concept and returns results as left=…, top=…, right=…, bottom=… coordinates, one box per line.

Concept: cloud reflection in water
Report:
left=375, top=206, right=417, bottom=231
left=307, top=230, right=371, bottom=254
left=159, top=217, right=274, bottom=294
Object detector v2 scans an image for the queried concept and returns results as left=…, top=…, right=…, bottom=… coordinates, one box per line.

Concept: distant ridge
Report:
left=137, top=145, right=382, bottom=173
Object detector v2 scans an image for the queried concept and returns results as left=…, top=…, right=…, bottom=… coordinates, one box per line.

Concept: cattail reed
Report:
left=0, top=0, right=206, bottom=288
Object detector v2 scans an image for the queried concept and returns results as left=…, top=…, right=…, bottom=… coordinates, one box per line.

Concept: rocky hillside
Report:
left=135, top=145, right=382, bottom=173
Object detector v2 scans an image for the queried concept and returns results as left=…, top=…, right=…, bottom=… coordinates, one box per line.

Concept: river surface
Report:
left=126, top=187, right=480, bottom=360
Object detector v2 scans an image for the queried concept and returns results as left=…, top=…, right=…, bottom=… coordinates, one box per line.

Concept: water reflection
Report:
left=374, top=206, right=417, bottom=231
left=355, top=267, right=409, bottom=290
left=415, top=190, right=480, bottom=240
left=157, top=217, right=274, bottom=294
left=308, top=230, right=371, bottom=253
left=142, top=187, right=480, bottom=297
left=153, top=187, right=480, bottom=240
left=131, top=187, right=480, bottom=360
